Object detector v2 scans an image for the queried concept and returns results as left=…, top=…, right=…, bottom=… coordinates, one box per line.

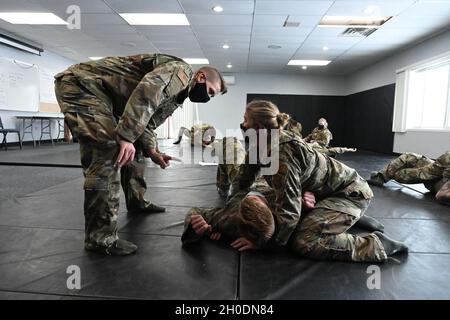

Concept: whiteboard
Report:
left=0, top=57, right=39, bottom=112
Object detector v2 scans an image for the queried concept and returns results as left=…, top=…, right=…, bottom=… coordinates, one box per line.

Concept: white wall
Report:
left=345, top=29, right=450, bottom=158
left=0, top=45, right=75, bottom=145
left=198, top=72, right=347, bottom=139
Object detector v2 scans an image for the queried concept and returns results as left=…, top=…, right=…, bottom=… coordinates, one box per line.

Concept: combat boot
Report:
left=374, top=231, right=408, bottom=256
left=367, top=171, right=386, bottom=187
left=173, top=135, right=183, bottom=144
left=435, top=181, right=450, bottom=206
left=129, top=203, right=166, bottom=214
left=85, top=239, right=138, bottom=256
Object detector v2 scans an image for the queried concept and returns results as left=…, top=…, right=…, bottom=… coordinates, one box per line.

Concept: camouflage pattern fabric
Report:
left=283, top=118, right=302, bottom=138
left=214, top=137, right=246, bottom=193
left=379, top=151, right=450, bottom=193
left=190, top=123, right=216, bottom=146
left=228, top=130, right=387, bottom=262
left=308, top=141, right=354, bottom=157
left=305, top=127, right=333, bottom=147
left=54, top=53, right=193, bottom=249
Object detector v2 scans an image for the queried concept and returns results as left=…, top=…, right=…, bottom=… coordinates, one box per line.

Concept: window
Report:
left=404, top=57, right=450, bottom=130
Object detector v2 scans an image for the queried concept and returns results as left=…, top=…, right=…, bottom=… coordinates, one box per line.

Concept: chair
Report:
left=0, top=116, right=22, bottom=150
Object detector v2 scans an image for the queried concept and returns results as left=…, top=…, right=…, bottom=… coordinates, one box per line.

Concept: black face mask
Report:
left=189, top=82, right=210, bottom=103
left=240, top=123, right=250, bottom=152
left=318, top=125, right=325, bottom=129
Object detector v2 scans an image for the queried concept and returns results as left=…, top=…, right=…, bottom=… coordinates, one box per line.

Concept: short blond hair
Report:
left=246, top=100, right=289, bottom=129
left=237, top=196, right=275, bottom=244
left=199, top=66, right=227, bottom=94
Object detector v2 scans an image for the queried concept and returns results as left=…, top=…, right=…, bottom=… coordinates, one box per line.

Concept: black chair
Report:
left=0, top=116, right=22, bottom=150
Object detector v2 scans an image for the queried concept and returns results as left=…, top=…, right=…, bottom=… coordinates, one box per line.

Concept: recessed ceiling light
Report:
left=363, top=5, right=378, bottom=15
left=318, top=15, right=390, bottom=28
left=322, top=46, right=329, bottom=51
left=0, top=12, right=67, bottom=25
left=288, top=60, right=331, bottom=66
left=222, top=44, right=230, bottom=49
left=212, top=6, right=224, bottom=13
left=183, top=58, right=209, bottom=65
left=89, top=57, right=104, bottom=60
left=227, top=63, right=232, bottom=69
left=302, top=66, right=307, bottom=70
left=119, top=13, right=189, bottom=26
left=268, top=45, right=282, bottom=49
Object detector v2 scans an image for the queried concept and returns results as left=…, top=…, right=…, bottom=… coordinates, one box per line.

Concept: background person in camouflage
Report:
left=304, top=117, right=333, bottom=147
left=173, top=123, right=216, bottom=147
left=281, top=114, right=302, bottom=138
left=368, top=151, right=450, bottom=205
left=209, top=137, right=246, bottom=198
left=226, top=100, right=407, bottom=262
left=54, top=53, right=227, bottom=255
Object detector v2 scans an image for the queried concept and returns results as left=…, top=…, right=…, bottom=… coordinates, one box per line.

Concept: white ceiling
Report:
left=0, top=0, right=450, bottom=75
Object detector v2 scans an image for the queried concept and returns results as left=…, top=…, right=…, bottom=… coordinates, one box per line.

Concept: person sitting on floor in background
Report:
left=281, top=113, right=354, bottom=157
left=368, top=151, right=450, bottom=205
left=304, top=117, right=333, bottom=148
left=173, top=123, right=216, bottom=147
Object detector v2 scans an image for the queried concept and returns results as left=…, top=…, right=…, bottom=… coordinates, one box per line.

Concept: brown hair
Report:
left=237, top=196, right=275, bottom=244
left=246, top=100, right=289, bottom=129
left=199, top=66, right=228, bottom=94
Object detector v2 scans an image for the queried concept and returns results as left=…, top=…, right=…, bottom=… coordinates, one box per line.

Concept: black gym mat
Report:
left=0, top=149, right=449, bottom=299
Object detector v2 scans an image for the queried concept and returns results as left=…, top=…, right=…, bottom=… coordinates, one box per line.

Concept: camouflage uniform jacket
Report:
left=55, top=53, right=193, bottom=152
left=231, top=129, right=373, bottom=246
left=190, top=123, right=216, bottom=145
left=307, top=127, right=333, bottom=147
left=283, top=118, right=302, bottom=138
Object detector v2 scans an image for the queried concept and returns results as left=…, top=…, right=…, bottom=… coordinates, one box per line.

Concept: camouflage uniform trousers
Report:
left=289, top=195, right=387, bottom=262
left=379, top=152, right=446, bottom=192
left=55, top=73, right=152, bottom=248
left=215, top=137, right=246, bottom=193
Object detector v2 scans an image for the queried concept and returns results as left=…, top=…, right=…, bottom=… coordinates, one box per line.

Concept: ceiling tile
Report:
left=186, top=14, right=253, bottom=26
left=327, top=0, right=416, bottom=17
left=255, top=1, right=333, bottom=15
left=180, top=0, right=255, bottom=14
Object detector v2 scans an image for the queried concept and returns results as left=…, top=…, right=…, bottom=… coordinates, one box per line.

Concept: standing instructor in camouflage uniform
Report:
left=55, top=53, right=227, bottom=255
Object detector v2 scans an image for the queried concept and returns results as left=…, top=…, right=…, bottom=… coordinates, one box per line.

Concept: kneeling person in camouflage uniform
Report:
left=225, top=100, right=407, bottom=262
left=55, top=54, right=227, bottom=255
left=368, top=151, right=450, bottom=205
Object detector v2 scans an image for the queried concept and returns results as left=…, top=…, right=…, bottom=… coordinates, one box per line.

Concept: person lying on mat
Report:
left=182, top=100, right=408, bottom=263
left=368, top=151, right=450, bottom=206
left=181, top=176, right=401, bottom=262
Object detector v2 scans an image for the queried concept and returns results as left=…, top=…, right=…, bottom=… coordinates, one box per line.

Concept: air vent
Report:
left=341, top=27, right=377, bottom=37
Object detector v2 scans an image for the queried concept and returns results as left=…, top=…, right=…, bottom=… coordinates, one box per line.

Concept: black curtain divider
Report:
left=247, top=83, right=395, bottom=154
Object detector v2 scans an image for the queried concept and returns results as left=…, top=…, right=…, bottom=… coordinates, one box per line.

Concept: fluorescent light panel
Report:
left=0, top=12, right=67, bottom=24
left=288, top=60, right=331, bottom=66
left=183, top=58, right=209, bottom=65
left=319, top=15, right=390, bottom=28
left=120, top=13, right=189, bottom=25
left=0, top=34, right=42, bottom=55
